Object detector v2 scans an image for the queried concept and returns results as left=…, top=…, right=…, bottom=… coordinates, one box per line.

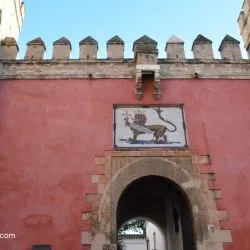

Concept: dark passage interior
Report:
left=116, top=176, right=196, bottom=250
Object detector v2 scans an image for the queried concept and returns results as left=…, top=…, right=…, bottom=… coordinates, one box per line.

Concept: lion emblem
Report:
left=124, top=108, right=177, bottom=143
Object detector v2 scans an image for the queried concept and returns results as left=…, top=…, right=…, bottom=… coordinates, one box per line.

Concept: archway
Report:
left=116, top=175, right=196, bottom=250
left=88, top=152, right=232, bottom=250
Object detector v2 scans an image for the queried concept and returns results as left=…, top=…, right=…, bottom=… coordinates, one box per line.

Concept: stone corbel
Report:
left=153, top=69, right=161, bottom=100
left=135, top=69, right=143, bottom=100
left=135, top=65, right=161, bottom=100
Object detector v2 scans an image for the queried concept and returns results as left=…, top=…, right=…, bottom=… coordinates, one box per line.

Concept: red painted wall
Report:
left=0, top=78, right=250, bottom=250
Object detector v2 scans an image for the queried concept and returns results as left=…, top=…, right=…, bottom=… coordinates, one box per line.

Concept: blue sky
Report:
left=18, top=0, right=246, bottom=59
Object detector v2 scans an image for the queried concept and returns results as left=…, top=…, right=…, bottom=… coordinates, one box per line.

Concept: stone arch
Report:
left=89, top=151, right=232, bottom=250
left=99, top=157, right=196, bottom=239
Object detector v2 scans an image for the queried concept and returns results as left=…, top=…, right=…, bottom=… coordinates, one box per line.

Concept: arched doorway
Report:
left=116, top=175, right=196, bottom=250
left=88, top=152, right=232, bottom=250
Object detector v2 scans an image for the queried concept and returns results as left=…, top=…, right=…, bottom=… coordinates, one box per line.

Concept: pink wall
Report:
left=0, top=79, right=250, bottom=250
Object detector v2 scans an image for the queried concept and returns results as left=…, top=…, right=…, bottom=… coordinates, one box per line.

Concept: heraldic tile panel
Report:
left=114, top=105, right=187, bottom=148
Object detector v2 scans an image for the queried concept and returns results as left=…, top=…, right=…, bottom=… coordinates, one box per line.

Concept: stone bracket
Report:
left=135, top=64, right=161, bottom=100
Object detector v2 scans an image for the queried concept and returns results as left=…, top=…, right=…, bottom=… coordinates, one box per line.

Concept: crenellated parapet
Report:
left=0, top=34, right=246, bottom=61
left=1, top=34, right=250, bottom=100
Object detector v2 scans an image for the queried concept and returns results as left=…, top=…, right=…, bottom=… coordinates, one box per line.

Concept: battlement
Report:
left=1, top=34, right=250, bottom=84
left=0, top=34, right=246, bottom=61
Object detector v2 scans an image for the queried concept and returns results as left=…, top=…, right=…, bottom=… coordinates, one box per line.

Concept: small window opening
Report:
left=142, top=70, right=154, bottom=82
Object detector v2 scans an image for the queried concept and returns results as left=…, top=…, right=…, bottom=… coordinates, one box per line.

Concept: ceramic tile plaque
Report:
left=114, top=105, right=187, bottom=148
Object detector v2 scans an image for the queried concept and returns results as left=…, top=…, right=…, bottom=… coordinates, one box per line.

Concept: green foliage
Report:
left=119, top=219, right=145, bottom=234
left=117, top=240, right=125, bottom=250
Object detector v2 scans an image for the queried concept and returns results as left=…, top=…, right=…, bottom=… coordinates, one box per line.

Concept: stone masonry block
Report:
left=81, top=220, right=93, bottom=231
left=82, top=203, right=93, bottom=212
left=198, top=155, right=211, bottom=165
left=216, top=199, right=227, bottom=210
left=217, top=210, right=228, bottom=221
left=199, top=165, right=214, bottom=174
left=98, top=184, right=105, bottom=194
left=95, top=157, right=105, bottom=165
left=205, top=242, right=223, bottom=250
left=209, top=230, right=232, bottom=243
left=219, top=220, right=231, bottom=230
left=213, top=190, right=222, bottom=200
left=90, top=166, right=105, bottom=175
left=85, top=184, right=98, bottom=193
left=81, top=231, right=92, bottom=245
left=208, top=180, right=217, bottom=190
left=81, top=245, right=91, bottom=250
left=91, top=175, right=101, bottom=184
left=82, top=212, right=91, bottom=221
left=208, top=173, right=216, bottom=180
left=99, top=175, right=105, bottom=184
left=86, top=194, right=98, bottom=203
